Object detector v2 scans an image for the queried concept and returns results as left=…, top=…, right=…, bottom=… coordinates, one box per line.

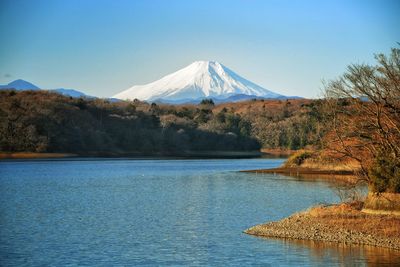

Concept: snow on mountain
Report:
left=0, top=79, right=40, bottom=90
left=113, top=61, right=285, bottom=103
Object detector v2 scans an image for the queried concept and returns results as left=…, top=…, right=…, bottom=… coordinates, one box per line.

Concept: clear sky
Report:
left=0, top=0, right=399, bottom=98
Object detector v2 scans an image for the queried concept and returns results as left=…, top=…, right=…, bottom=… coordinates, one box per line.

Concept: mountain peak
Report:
left=0, top=79, right=40, bottom=90
left=191, top=60, right=218, bottom=65
left=188, top=60, right=224, bottom=72
left=13, top=79, right=29, bottom=83
left=113, top=61, right=284, bottom=103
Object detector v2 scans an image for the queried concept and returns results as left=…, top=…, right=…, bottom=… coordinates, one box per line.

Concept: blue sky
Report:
left=0, top=0, right=399, bottom=98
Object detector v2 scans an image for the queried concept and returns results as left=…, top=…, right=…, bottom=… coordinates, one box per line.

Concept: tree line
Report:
left=0, top=91, right=260, bottom=155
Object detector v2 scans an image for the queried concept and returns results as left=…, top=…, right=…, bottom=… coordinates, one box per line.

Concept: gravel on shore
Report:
left=245, top=204, right=400, bottom=250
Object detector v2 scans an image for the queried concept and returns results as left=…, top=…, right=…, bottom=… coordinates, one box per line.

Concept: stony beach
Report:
left=245, top=204, right=400, bottom=250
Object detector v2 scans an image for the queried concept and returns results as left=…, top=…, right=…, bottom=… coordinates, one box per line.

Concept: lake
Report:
left=1, top=158, right=399, bottom=266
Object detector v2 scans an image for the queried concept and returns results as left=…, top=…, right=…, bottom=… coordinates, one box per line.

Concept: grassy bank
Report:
left=241, top=149, right=359, bottom=182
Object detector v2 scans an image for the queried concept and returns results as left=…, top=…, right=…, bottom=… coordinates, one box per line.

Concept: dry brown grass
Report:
left=300, top=161, right=360, bottom=171
left=212, top=98, right=312, bottom=115
left=364, top=193, right=400, bottom=212
left=307, top=203, right=400, bottom=239
left=282, top=149, right=361, bottom=171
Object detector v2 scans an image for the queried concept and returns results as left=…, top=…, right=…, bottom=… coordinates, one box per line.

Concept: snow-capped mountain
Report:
left=0, top=79, right=91, bottom=98
left=113, top=61, right=286, bottom=103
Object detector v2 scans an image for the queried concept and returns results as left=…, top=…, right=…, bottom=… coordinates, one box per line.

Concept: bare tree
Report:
left=323, top=47, right=400, bottom=193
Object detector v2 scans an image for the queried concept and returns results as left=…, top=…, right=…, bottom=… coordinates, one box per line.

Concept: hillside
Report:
left=0, top=91, right=261, bottom=156
left=0, top=91, right=322, bottom=156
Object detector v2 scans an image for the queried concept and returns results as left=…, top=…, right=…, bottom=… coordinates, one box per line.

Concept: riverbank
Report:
left=0, top=152, right=78, bottom=159
left=0, top=150, right=262, bottom=160
left=260, top=148, right=296, bottom=157
left=240, top=149, right=360, bottom=181
left=245, top=203, right=400, bottom=250
left=240, top=167, right=355, bottom=175
left=240, top=167, right=358, bottom=183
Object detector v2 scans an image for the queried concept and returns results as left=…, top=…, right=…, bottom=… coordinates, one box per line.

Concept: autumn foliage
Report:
left=323, top=47, right=400, bottom=193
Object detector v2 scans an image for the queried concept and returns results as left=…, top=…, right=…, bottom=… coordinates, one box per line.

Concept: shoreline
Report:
left=240, top=167, right=355, bottom=176
left=0, top=150, right=263, bottom=160
left=239, top=166, right=359, bottom=183
left=242, top=160, right=400, bottom=250
left=245, top=203, right=400, bottom=250
left=0, top=152, right=78, bottom=159
left=260, top=148, right=296, bottom=157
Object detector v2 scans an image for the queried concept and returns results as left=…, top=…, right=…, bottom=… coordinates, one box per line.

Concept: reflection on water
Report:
left=279, top=238, right=400, bottom=266
left=284, top=173, right=360, bottom=185
left=0, top=158, right=399, bottom=266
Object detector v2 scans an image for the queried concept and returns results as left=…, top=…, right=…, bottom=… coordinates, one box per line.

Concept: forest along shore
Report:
left=0, top=151, right=262, bottom=160
left=0, top=152, right=77, bottom=159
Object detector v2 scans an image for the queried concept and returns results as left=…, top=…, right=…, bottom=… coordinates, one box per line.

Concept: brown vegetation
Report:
left=214, top=98, right=324, bottom=150
left=283, top=150, right=360, bottom=171
left=0, top=90, right=260, bottom=155
left=0, top=90, right=327, bottom=156
left=363, top=192, right=400, bottom=213
left=323, top=47, right=400, bottom=193
left=309, top=203, right=400, bottom=238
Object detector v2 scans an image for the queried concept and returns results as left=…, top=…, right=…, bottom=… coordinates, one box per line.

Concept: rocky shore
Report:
left=245, top=204, right=400, bottom=250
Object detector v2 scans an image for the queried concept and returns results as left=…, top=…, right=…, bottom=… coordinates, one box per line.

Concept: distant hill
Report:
left=0, top=79, right=40, bottom=90
left=0, top=79, right=91, bottom=98
left=49, top=88, right=92, bottom=98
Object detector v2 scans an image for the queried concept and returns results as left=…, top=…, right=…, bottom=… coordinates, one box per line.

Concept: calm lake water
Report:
left=1, top=158, right=399, bottom=266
